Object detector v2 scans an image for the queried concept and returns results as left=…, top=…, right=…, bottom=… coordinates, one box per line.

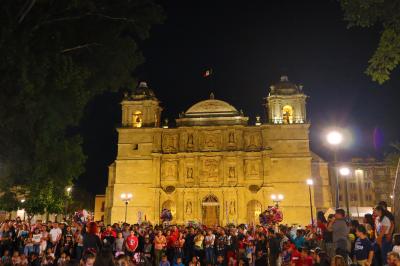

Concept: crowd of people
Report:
left=0, top=201, right=399, bottom=266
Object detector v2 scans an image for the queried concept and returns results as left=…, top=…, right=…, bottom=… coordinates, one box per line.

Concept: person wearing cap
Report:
left=327, top=209, right=349, bottom=255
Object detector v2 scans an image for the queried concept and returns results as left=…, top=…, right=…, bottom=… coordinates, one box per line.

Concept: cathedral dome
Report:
left=176, top=93, right=248, bottom=126
left=131, top=81, right=156, bottom=100
left=270, top=75, right=302, bottom=95
left=185, top=93, right=239, bottom=116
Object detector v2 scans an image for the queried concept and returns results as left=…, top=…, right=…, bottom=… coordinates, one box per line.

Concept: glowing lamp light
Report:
left=21, top=199, right=25, bottom=203
left=66, top=187, right=72, bottom=193
left=306, top=179, right=314, bottom=186
left=277, top=194, right=284, bottom=200
left=339, top=167, right=350, bottom=176
left=326, top=131, right=343, bottom=146
left=271, top=194, right=277, bottom=200
left=120, top=193, right=133, bottom=202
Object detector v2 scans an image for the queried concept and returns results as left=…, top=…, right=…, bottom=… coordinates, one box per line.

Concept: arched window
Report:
left=132, top=111, right=143, bottom=128
left=282, top=105, right=293, bottom=124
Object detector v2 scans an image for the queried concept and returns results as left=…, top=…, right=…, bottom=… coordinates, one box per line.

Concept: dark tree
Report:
left=0, top=0, right=163, bottom=215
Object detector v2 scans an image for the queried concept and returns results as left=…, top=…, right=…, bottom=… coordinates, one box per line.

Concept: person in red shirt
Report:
left=125, top=230, right=139, bottom=257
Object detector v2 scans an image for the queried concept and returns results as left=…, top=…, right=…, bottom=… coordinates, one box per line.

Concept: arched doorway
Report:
left=247, top=200, right=262, bottom=225
left=282, top=105, right=293, bottom=124
left=162, top=200, right=176, bottom=222
left=202, top=195, right=219, bottom=226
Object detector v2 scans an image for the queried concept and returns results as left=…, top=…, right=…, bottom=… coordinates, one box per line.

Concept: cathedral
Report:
left=104, top=76, right=332, bottom=226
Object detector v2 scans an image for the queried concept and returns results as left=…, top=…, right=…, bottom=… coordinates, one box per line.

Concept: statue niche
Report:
left=228, top=167, right=235, bottom=179
left=201, top=159, right=219, bottom=181
left=187, top=133, right=194, bottom=148
left=162, top=134, right=178, bottom=152
left=186, top=167, right=193, bottom=179
left=162, top=161, right=177, bottom=179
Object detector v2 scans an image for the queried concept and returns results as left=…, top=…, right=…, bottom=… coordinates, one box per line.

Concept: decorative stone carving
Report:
left=185, top=201, right=192, bottom=214
left=162, top=161, right=177, bottom=179
left=187, top=167, right=193, bottom=179
left=187, top=133, right=194, bottom=148
left=229, top=200, right=236, bottom=215
left=200, top=158, right=219, bottom=181
left=228, top=132, right=235, bottom=143
left=228, top=167, right=235, bottom=179
left=244, top=132, right=261, bottom=150
left=162, top=134, right=178, bottom=152
left=199, top=131, right=221, bottom=151
left=245, top=160, right=260, bottom=178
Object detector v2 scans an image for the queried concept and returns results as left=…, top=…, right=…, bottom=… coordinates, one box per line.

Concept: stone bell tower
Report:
left=121, top=81, right=162, bottom=127
left=266, top=75, right=307, bottom=124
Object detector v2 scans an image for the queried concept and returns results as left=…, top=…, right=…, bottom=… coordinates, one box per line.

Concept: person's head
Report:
left=378, top=201, right=388, bottom=210
left=176, top=257, right=182, bottom=265
left=12, top=251, right=19, bottom=257
left=53, top=222, right=58, bottom=228
left=300, top=247, right=309, bottom=258
left=217, top=255, right=224, bottom=263
left=117, top=232, right=122, bottom=239
left=115, top=255, right=129, bottom=266
left=363, top=213, right=374, bottom=227
left=82, top=253, right=95, bottom=266
left=376, top=204, right=389, bottom=219
left=130, top=230, right=135, bottom=236
left=334, top=209, right=345, bottom=219
left=207, top=229, right=212, bottom=235
left=317, top=211, right=327, bottom=223
left=87, top=222, right=98, bottom=235
left=157, top=230, right=162, bottom=236
left=191, top=256, right=198, bottom=263
left=356, top=225, right=367, bottom=238
left=317, top=251, right=329, bottom=265
left=30, top=252, right=39, bottom=260
left=161, top=255, right=168, bottom=262
left=60, top=253, right=67, bottom=260
left=331, top=255, right=346, bottom=266
left=3, top=250, right=9, bottom=256
left=387, top=252, right=400, bottom=266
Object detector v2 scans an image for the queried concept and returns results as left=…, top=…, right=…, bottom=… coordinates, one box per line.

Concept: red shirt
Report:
left=126, top=235, right=138, bottom=251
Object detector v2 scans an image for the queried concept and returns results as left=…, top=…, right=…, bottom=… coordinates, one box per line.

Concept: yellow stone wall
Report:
left=94, top=195, right=105, bottom=222
left=104, top=123, right=332, bottom=226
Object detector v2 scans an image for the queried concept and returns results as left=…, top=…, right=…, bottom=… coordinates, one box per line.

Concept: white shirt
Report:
left=393, top=245, right=400, bottom=255
left=49, top=228, right=62, bottom=242
left=377, top=216, right=391, bottom=234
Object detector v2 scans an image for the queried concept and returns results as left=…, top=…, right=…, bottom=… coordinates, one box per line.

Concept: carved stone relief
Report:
left=162, top=160, right=178, bottom=179
left=245, top=160, right=260, bottom=179
left=162, top=134, right=178, bottom=153
left=200, top=158, right=220, bottom=182
left=199, top=131, right=221, bottom=151
left=244, top=132, right=261, bottom=150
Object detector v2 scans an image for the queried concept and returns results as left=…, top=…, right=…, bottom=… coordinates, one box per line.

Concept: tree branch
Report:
left=18, top=0, right=37, bottom=24
left=61, top=43, right=102, bottom=53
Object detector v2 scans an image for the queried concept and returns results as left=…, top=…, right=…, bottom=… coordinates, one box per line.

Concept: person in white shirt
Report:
left=375, top=205, right=393, bottom=265
left=393, top=234, right=400, bottom=256
left=49, top=223, right=62, bottom=248
left=205, top=229, right=216, bottom=265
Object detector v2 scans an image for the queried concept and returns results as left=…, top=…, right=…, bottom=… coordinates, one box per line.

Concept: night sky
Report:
left=78, top=0, right=400, bottom=195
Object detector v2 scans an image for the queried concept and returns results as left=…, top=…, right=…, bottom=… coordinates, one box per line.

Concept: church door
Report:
left=202, top=195, right=219, bottom=226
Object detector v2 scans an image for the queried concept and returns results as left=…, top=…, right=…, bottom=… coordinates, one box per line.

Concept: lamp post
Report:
left=326, top=130, right=343, bottom=209
left=21, top=199, right=26, bottom=221
left=271, top=194, right=284, bottom=207
left=306, top=179, right=314, bottom=226
left=65, top=186, right=72, bottom=222
left=120, top=193, right=133, bottom=223
left=339, top=167, right=351, bottom=218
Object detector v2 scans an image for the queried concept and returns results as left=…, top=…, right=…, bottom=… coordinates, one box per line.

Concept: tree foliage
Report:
left=0, top=0, right=163, bottom=215
left=340, top=0, right=400, bottom=84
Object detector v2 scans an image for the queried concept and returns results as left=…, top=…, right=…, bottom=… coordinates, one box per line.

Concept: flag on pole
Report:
left=203, top=68, right=213, bottom=78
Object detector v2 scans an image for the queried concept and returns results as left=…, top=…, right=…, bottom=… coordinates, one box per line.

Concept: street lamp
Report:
left=120, top=193, right=133, bottom=223
left=339, top=167, right=351, bottom=218
left=306, top=179, right=314, bottom=226
left=20, top=199, right=26, bottom=221
left=271, top=194, right=284, bottom=207
left=326, top=130, right=343, bottom=209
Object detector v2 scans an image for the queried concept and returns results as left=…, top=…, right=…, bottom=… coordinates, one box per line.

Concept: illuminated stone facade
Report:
left=104, top=77, right=332, bottom=226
